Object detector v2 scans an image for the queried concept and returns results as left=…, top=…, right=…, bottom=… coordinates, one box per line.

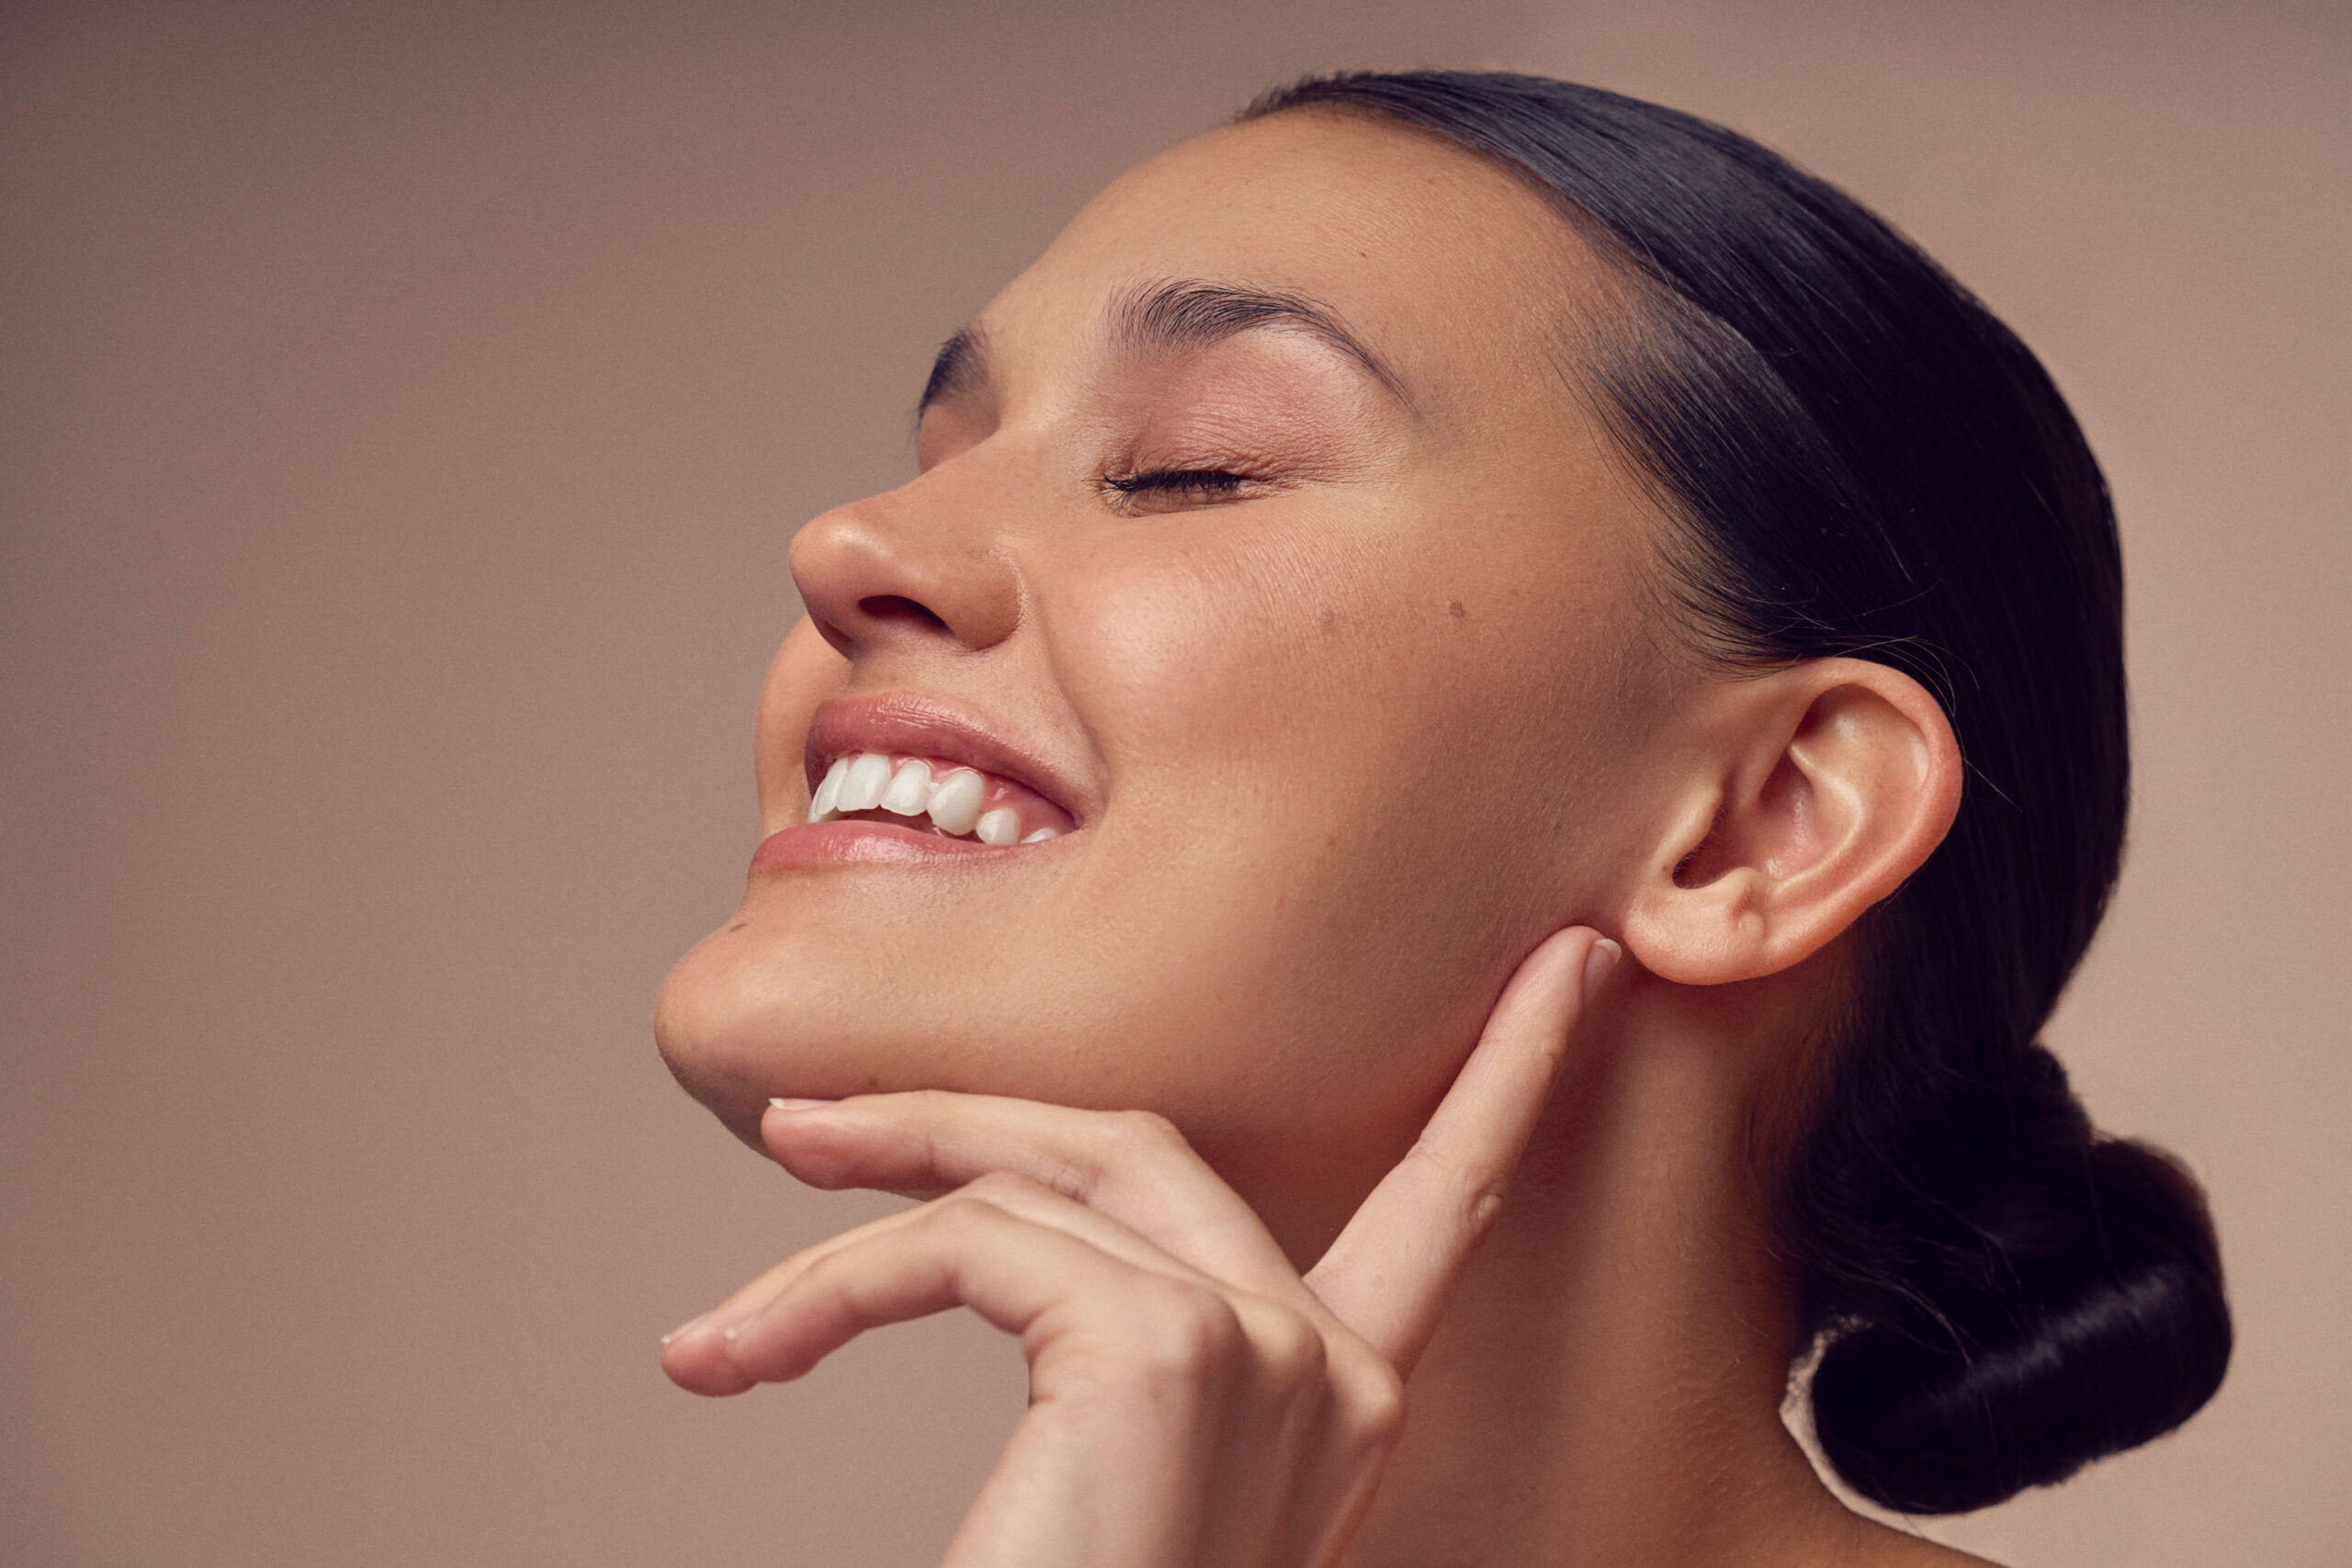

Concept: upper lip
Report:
left=803, top=692, right=1087, bottom=824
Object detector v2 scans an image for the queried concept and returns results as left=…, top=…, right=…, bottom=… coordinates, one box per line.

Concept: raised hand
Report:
left=660, top=926, right=1619, bottom=1568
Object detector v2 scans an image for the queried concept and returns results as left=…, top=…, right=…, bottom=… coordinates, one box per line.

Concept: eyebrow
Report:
left=914, top=277, right=1408, bottom=420
left=1109, top=278, right=1407, bottom=400
left=918, top=324, right=989, bottom=416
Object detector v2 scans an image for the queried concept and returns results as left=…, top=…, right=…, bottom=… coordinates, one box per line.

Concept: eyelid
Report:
left=1104, top=466, right=1252, bottom=494
left=1098, top=466, right=1269, bottom=514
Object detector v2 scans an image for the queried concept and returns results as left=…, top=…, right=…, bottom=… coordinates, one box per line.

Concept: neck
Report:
left=1338, top=976, right=1871, bottom=1568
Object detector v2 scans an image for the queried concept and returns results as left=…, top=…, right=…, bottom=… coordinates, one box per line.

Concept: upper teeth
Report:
left=878, top=758, right=933, bottom=816
left=807, top=750, right=1061, bottom=846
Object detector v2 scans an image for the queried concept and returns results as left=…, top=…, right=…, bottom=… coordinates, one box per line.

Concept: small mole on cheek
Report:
left=1318, top=608, right=1338, bottom=635
left=1448, top=601, right=1467, bottom=620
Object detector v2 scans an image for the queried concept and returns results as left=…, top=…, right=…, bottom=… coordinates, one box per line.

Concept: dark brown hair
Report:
left=1247, top=69, right=2230, bottom=1515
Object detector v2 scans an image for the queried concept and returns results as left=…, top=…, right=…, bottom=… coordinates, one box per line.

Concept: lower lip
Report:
left=750, top=818, right=1027, bottom=872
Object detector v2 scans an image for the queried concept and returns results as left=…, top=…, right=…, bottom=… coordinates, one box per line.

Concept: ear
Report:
left=1621, top=659, right=1962, bottom=986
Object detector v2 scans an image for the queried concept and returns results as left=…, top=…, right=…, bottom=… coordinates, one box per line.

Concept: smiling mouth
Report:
left=807, top=750, right=1075, bottom=846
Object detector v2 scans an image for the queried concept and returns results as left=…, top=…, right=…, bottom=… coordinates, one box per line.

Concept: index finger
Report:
left=1305, top=926, right=1618, bottom=1371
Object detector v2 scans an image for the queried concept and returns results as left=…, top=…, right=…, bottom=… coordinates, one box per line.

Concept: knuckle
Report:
left=1063, top=1111, right=1188, bottom=1199
left=1339, top=1352, right=1407, bottom=1449
left=959, top=1168, right=1044, bottom=1206
left=923, top=1192, right=1003, bottom=1240
left=1404, top=1142, right=1509, bottom=1234
left=794, top=1247, right=859, bottom=1304
left=1125, top=1280, right=1247, bottom=1382
left=1244, top=1303, right=1329, bottom=1391
left=1108, top=1109, right=1187, bottom=1158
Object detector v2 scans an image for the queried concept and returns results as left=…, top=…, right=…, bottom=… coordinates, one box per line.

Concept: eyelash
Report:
left=1101, top=468, right=1259, bottom=509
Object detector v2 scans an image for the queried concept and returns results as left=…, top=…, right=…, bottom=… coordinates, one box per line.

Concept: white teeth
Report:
left=810, top=752, right=1060, bottom=847
left=808, top=756, right=848, bottom=822
left=879, top=758, right=933, bottom=816
left=925, top=767, right=985, bottom=836
left=836, top=750, right=892, bottom=813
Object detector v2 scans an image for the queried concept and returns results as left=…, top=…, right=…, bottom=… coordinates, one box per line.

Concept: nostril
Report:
left=859, top=594, right=950, bottom=633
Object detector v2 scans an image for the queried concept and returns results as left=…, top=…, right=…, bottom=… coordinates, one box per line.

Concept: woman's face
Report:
left=657, top=109, right=1696, bottom=1255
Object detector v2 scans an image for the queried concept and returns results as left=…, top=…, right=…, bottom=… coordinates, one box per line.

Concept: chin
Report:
left=653, top=929, right=782, bottom=1146
left=652, top=893, right=1085, bottom=1145
left=650, top=843, right=1501, bottom=1262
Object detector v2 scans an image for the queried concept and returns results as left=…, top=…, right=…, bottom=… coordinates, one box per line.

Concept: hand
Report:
left=660, top=926, right=1620, bottom=1568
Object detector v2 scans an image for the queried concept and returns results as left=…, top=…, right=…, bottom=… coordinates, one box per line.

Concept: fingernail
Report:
left=662, top=1311, right=710, bottom=1346
left=768, top=1097, right=836, bottom=1112
left=1582, top=938, right=1623, bottom=1003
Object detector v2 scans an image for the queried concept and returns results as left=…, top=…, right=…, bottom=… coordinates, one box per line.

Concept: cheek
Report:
left=1049, top=492, right=1646, bottom=894
left=1029, top=499, right=1644, bottom=1128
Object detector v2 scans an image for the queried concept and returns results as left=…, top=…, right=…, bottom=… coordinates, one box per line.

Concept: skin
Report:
left=655, top=109, right=1993, bottom=1566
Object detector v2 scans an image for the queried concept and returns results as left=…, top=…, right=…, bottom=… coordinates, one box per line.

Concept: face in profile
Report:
left=655, top=110, right=1702, bottom=1254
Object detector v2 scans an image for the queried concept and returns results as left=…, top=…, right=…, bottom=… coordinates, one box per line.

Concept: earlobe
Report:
left=1621, top=660, right=1961, bottom=987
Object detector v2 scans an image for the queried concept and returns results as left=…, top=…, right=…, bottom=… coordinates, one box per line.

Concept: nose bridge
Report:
left=788, top=451, right=1028, bottom=655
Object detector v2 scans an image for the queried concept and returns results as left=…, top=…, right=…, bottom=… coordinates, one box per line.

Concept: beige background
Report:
left=3, top=2, right=2345, bottom=1563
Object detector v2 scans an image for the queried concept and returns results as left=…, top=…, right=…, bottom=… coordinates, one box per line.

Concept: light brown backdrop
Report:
left=3, top=3, right=2345, bottom=1563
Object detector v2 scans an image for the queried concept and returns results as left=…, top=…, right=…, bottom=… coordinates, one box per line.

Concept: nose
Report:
left=787, top=472, right=1023, bottom=658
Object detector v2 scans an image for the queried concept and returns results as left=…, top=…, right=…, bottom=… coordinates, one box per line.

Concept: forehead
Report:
left=978, top=110, right=1621, bottom=417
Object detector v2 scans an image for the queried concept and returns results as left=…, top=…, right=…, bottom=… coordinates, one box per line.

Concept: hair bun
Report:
left=1810, top=1110, right=2232, bottom=1514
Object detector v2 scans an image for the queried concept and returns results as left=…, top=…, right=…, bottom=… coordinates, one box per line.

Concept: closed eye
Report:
left=1101, top=468, right=1263, bottom=513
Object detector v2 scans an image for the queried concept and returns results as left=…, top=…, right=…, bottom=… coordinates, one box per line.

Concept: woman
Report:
left=651, top=71, right=2230, bottom=1566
